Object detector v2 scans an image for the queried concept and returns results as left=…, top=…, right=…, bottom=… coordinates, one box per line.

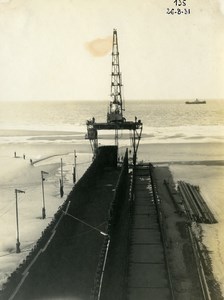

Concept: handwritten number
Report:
left=168, top=0, right=190, bottom=14
left=167, top=8, right=174, bottom=14
left=184, top=8, right=190, bottom=14
left=174, top=0, right=186, bottom=6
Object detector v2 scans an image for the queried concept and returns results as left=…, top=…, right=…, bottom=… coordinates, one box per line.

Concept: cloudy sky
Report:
left=0, top=0, right=224, bottom=101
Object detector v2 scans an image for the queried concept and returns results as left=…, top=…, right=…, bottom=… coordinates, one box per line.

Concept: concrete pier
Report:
left=127, top=165, right=172, bottom=300
left=1, top=148, right=220, bottom=300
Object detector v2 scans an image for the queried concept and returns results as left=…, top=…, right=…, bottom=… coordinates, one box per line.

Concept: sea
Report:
left=0, top=99, right=224, bottom=294
left=0, top=99, right=224, bottom=141
left=0, top=99, right=224, bottom=161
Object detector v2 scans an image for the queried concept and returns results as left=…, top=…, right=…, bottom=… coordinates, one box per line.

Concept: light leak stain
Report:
left=85, top=35, right=113, bottom=57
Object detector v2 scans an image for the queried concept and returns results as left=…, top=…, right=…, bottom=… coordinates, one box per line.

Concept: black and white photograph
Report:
left=0, top=1, right=224, bottom=299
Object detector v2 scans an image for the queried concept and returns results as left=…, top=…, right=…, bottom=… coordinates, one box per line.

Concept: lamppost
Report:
left=15, top=189, right=25, bottom=253
left=60, top=158, right=63, bottom=186
left=73, top=150, right=77, bottom=184
left=41, top=170, right=48, bottom=219
left=60, top=158, right=64, bottom=198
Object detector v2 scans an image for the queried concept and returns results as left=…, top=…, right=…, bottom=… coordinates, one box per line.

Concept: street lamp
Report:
left=60, top=158, right=64, bottom=198
left=15, top=189, right=25, bottom=253
left=73, top=150, right=77, bottom=184
left=41, top=171, right=48, bottom=219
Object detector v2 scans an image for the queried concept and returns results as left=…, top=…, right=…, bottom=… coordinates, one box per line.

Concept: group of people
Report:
left=14, top=151, right=33, bottom=165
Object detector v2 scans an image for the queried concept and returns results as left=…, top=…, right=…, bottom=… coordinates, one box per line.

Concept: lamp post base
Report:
left=16, top=240, right=20, bottom=253
left=73, top=166, right=76, bottom=184
left=42, top=207, right=46, bottom=219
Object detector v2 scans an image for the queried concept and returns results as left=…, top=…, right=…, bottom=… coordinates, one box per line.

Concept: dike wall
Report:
left=91, top=149, right=129, bottom=299
left=1, top=146, right=118, bottom=300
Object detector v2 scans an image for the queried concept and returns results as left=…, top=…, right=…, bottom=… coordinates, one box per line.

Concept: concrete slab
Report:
left=130, top=244, right=164, bottom=263
left=135, top=188, right=150, bottom=192
left=132, top=228, right=161, bottom=244
left=135, top=201, right=155, bottom=207
left=129, top=263, right=168, bottom=287
left=134, top=205, right=157, bottom=215
left=133, top=215, right=159, bottom=229
left=135, top=179, right=149, bottom=184
left=135, top=171, right=150, bottom=175
left=134, top=205, right=151, bottom=214
left=134, top=182, right=149, bottom=187
left=133, top=199, right=152, bottom=205
left=135, top=189, right=150, bottom=198
left=128, top=287, right=171, bottom=300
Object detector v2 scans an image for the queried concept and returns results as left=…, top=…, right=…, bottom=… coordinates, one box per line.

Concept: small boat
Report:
left=185, top=99, right=206, bottom=104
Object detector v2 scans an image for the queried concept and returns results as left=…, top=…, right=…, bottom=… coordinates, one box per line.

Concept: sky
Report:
left=0, top=0, right=224, bottom=101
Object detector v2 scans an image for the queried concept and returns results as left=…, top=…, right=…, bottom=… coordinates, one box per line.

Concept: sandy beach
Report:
left=137, top=142, right=224, bottom=164
left=0, top=141, right=92, bottom=289
left=169, top=163, right=224, bottom=296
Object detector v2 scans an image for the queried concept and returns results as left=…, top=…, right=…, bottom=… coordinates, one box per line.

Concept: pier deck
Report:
left=2, top=152, right=217, bottom=300
left=127, top=165, right=172, bottom=300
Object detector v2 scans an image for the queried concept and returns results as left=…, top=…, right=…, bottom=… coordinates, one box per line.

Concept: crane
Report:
left=107, top=29, right=124, bottom=123
left=86, top=29, right=143, bottom=165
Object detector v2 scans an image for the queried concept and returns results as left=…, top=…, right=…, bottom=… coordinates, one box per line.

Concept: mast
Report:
left=107, top=29, right=124, bottom=123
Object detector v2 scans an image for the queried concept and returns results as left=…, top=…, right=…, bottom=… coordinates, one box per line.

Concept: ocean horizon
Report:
left=0, top=100, right=224, bottom=144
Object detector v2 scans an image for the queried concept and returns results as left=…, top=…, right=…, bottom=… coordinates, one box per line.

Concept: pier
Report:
left=0, top=147, right=219, bottom=300
left=127, top=164, right=173, bottom=299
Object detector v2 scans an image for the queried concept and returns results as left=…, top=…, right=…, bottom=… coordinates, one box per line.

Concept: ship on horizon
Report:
left=185, top=98, right=206, bottom=104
